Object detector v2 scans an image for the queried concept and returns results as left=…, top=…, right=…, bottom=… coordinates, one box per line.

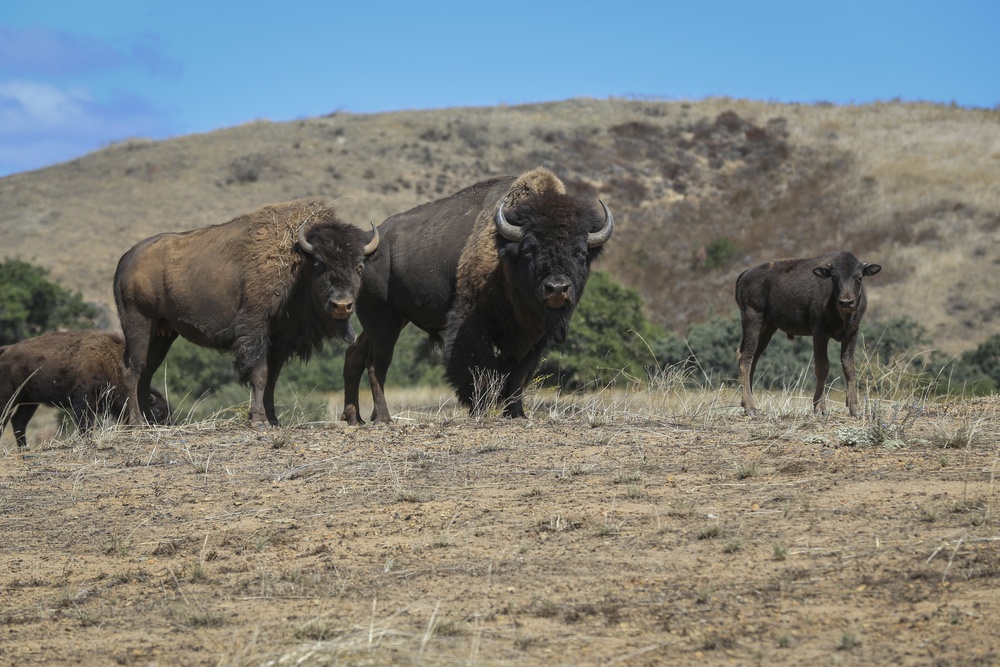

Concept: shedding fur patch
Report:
left=241, top=199, right=337, bottom=317
left=456, top=168, right=566, bottom=296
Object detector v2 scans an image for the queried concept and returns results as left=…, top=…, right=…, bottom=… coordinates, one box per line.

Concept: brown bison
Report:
left=735, top=251, right=882, bottom=417
left=0, top=331, right=171, bottom=447
left=114, top=200, right=379, bottom=427
left=342, top=168, right=613, bottom=424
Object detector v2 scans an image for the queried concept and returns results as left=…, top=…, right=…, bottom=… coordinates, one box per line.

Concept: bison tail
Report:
left=428, top=331, right=445, bottom=352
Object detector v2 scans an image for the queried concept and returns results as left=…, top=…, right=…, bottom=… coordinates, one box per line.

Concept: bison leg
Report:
left=341, top=331, right=369, bottom=425
left=738, top=311, right=774, bottom=417
left=366, top=323, right=405, bottom=425
left=120, top=318, right=155, bottom=425
left=840, top=333, right=861, bottom=418
left=246, top=364, right=273, bottom=427
left=261, top=354, right=284, bottom=427
left=444, top=314, right=519, bottom=417
left=140, top=334, right=176, bottom=422
left=10, top=403, right=37, bottom=448
left=812, top=334, right=832, bottom=415
left=122, top=319, right=175, bottom=425
left=501, top=343, right=547, bottom=419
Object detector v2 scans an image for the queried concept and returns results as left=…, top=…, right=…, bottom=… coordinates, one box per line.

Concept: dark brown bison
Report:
left=342, top=168, right=613, bottom=424
left=735, top=251, right=882, bottom=417
left=114, top=199, right=378, bottom=427
left=0, top=331, right=171, bottom=447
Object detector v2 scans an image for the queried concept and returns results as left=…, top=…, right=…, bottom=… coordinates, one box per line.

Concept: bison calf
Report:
left=0, top=331, right=171, bottom=447
left=735, top=252, right=882, bottom=417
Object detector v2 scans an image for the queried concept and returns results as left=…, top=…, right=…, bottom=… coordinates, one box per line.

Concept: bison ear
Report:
left=812, top=266, right=832, bottom=279
left=863, top=263, right=882, bottom=277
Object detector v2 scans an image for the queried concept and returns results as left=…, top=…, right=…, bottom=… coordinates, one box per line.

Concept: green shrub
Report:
left=0, top=258, right=101, bottom=345
left=861, top=316, right=931, bottom=364
left=539, top=271, right=666, bottom=389
left=695, top=236, right=739, bottom=269
left=961, top=333, right=1000, bottom=388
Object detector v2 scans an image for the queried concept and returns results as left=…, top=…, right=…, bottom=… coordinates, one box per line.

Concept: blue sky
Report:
left=2, top=1, right=997, bottom=176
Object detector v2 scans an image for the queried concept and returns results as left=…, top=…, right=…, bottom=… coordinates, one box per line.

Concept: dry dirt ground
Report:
left=2, top=393, right=1000, bottom=666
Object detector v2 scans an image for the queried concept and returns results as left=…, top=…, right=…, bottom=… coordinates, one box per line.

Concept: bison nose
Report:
left=543, top=277, right=572, bottom=308
left=330, top=300, right=355, bottom=320
left=838, top=297, right=855, bottom=310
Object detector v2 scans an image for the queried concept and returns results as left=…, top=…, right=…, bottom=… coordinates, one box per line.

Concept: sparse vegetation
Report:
left=2, top=97, right=1000, bottom=665
left=2, top=391, right=999, bottom=664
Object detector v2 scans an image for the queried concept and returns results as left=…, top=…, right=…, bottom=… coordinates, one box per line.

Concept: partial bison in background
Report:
left=342, top=167, right=613, bottom=424
left=114, top=200, right=379, bottom=427
left=0, top=331, right=171, bottom=448
left=736, top=251, right=882, bottom=417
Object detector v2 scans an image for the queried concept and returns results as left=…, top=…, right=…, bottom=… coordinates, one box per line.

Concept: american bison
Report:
left=735, top=251, right=882, bottom=417
left=0, top=330, right=171, bottom=447
left=342, top=167, right=613, bottom=424
left=114, top=200, right=378, bottom=427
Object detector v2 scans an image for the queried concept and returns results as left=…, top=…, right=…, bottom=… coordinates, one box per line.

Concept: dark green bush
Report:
left=0, top=258, right=101, bottom=345
left=961, top=333, right=1000, bottom=388
left=539, top=271, right=666, bottom=389
left=861, top=316, right=931, bottom=364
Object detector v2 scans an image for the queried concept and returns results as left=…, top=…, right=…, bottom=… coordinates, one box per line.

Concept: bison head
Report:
left=813, top=255, right=881, bottom=316
left=494, top=192, right=613, bottom=343
left=298, top=221, right=380, bottom=342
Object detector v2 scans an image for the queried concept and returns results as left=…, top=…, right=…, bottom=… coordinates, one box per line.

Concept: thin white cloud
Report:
left=0, top=80, right=171, bottom=175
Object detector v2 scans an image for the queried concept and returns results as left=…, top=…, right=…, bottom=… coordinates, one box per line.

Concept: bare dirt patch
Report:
left=2, top=395, right=1000, bottom=665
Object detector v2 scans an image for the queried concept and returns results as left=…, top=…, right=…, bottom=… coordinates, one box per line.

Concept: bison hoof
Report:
left=341, top=407, right=364, bottom=426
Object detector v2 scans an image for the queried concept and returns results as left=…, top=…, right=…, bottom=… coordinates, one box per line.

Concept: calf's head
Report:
left=494, top=193, right=613, bottom=342
left=812, top=256, right=882, bottom=315
left=298, top=222, right=379, bottom=342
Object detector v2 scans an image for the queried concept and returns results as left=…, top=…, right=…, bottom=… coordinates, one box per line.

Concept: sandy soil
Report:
left=2, top=395, right=999, bottom=666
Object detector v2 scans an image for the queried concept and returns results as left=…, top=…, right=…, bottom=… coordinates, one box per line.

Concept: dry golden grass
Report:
left=3, top=387, right=1000, bottom=665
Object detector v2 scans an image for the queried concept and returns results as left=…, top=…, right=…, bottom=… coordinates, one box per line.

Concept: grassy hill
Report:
left=2, top=97, right=998, bottom=355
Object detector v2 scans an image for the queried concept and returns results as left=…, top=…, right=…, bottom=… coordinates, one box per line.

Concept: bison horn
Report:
left=494, top=197, right=525, bottom=243
left=363, top=222, right=380, bottom=255
left=297, top=223, right=316, bottom=255
left=587, top=200, right=614, bottom=248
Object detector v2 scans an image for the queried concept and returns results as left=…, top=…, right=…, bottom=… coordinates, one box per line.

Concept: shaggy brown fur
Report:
left=241, top=199, right=332, bottom=317
left=114, top=198, right=375, bottom=427
left=455, top=168, right=567, bottom=296
left=0, top=330, right=171, bottom=447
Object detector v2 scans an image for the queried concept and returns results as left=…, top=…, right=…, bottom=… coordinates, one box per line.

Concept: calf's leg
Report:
left=738, top=312, right=774, bottom=417
left=840, top=336, right=861, bottom=417
left=812, top=335, right=832, bottom=415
